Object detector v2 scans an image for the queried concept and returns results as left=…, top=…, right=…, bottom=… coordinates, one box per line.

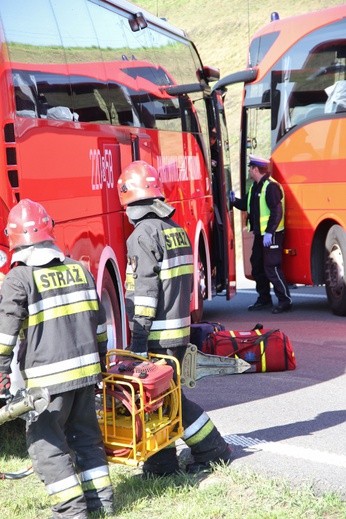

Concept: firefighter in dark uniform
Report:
left=230, top=155, right=292, bottom=313
left=117, top=160, right=232, bottom=476
left=0, top=199, right=114, bottom=518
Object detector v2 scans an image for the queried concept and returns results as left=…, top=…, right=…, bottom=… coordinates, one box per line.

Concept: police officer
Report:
left=230, top=155, right=292, bottom=313
left=117, top=160, right=232, bottom=475
left=0, top=199, right=114, bottom=518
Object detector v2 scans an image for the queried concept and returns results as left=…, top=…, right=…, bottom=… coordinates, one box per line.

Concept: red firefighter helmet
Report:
left=117, top=160, right=164, bottom=206
left=5, top=199, right=55, bottom=251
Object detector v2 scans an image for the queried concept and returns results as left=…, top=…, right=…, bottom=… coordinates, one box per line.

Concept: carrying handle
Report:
left=251, top=323, right=263, bottom=331
left=229, top=328, right=280, bottom=359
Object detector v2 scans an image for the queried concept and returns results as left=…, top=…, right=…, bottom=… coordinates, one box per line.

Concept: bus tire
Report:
left=191, top=258, right=206, bottom=323
left=101, top=269, right=124, bottom=349
left=325, top=224, right=346, bottom=316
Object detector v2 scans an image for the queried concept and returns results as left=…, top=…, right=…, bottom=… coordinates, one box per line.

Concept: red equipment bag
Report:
left=202, top=327, right=296, bottom=372
left=190, top=321, right=225, bottom=351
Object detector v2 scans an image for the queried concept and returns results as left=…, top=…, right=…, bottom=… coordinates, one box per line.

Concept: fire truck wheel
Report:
left=191, top=257, right=206, bottom=323
left=325, top=224, right=346, bottom=316
left=101, top=269, right=124, bottom=349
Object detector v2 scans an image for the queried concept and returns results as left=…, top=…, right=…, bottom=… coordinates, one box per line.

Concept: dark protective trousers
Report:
left=250, top=231, right=291, bottom=305
left=26, top=386, right=113, bottom=518
left=143, top=347, right=231, bottom=474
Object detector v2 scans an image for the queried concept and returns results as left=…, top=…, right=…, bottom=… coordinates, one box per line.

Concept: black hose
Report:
left=0, top=466, right=33, bottom=479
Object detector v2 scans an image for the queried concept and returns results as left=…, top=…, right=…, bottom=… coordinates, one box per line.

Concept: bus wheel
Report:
left=191, top=259, right=206, bottom=323
left=101, top=269, right=123, bottom=349
left=325, top=225, right=346, bottom=316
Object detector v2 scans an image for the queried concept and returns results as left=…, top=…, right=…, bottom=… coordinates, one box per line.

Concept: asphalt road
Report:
left=184, top=285, right=346, bottom=498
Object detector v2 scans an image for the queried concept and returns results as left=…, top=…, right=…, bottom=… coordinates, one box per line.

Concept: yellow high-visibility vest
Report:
left=247, top=178, right=285, bottom=235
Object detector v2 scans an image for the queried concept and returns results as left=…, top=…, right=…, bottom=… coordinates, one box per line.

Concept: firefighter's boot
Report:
left=142, top=444, right=180, bottom=477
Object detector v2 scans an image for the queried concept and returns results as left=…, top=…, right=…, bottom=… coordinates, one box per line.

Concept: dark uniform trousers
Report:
left=27, top=386, right=113, bottom=518
left=251, top=231, right=291, bottom=304
left=143, top=347, right=230, bottom=474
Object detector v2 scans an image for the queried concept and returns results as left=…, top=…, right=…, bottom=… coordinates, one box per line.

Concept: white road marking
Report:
left=224, top=434, right=346, bottom=468
left=238, top=289, right=326, bottom=300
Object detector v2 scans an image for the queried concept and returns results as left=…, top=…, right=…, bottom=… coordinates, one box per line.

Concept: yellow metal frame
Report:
left=98, top=350, right=183, bottom=466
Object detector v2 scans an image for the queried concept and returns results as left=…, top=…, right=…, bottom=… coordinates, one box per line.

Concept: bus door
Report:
left=209, top=90, right=236, bottom=299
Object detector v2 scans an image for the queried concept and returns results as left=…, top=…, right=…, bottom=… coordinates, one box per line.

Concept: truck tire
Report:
left=101, top=269, right=123, bottom=349
left=325, top=224, right=346, bottom=316
left=191, top=257, right=206, bottom=323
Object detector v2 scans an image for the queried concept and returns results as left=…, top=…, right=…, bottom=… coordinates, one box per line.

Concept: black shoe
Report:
left=272, top=302, right=292, bottom=314
left=248, top=301, right=272, bottom=311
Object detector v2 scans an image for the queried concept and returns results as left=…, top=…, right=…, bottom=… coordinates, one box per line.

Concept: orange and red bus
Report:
left=215, top=5, right=346, bottom=315
left=0, top=0, right=236, bottom=360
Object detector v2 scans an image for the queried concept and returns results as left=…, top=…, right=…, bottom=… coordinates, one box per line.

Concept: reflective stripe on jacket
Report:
left=247, top=178, right=285, bottom=234
left=0, top=257, right=107, bottom=394
left=125, top=217, right=193, bottom=352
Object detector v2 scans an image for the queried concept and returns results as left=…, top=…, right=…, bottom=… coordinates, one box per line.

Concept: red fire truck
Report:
left=0, top=0, right=236, bottom=360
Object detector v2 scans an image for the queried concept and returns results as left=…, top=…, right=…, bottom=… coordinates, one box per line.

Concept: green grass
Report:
left=0, top=420, right=345, bottom=519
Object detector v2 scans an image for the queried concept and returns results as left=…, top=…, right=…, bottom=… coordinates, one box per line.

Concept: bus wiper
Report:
left=308, top=62, right=346, bottom=80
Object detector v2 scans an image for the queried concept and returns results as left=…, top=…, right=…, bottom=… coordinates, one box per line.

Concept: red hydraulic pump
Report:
left=97, top=346, right=250, bottom=466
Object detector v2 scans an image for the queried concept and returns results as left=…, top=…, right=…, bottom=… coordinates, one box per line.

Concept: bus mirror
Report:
left=197, top=66, right=220, bottom=82
left=211, top=68, right=258, bottom=92
left=129, top=12, right=148, bottom=32
left=164, top=83, right=205, bottom=96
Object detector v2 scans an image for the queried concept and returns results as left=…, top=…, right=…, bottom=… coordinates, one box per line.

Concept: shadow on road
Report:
left=234, top=409, right=346, bottom=447
left=186, top=289, right=346, bottom=410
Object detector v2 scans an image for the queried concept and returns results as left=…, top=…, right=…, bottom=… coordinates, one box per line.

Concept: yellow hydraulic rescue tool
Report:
left=98, top=345, right=250, bottom=466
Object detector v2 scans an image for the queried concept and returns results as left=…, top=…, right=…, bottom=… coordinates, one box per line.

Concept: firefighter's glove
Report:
left=0, top=372, right=10, bottom=395
left=263, top=233, right=273, bottom=247
left=229, top=190, right=236, bottom=204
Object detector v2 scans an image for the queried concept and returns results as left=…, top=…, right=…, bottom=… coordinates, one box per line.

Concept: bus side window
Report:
left=34, top=72, right=77, bottom=122
left=108, top=82, right=134, bottom=127
left=136, top=100, right=157, bottom=128
left=13, top=72, right=38, bottom=118
left=69, top=78, right=110, bottom=124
